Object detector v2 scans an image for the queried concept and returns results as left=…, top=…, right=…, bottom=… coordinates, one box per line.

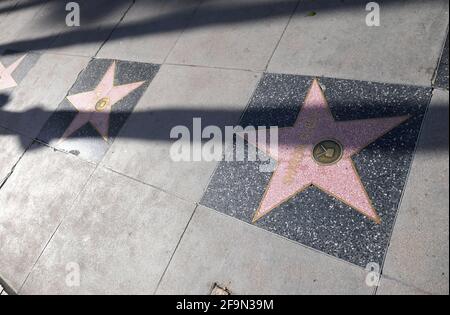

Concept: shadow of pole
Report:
left=0, top=0, right=444, bottom=54
left=0, top=101, right=447, bottom=152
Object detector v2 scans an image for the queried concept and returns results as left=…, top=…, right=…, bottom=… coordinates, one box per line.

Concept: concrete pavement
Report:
left=0, top=0, right=448, bottom=295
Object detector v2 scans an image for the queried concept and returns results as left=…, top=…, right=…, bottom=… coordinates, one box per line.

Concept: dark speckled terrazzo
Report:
left=201, top=73, right=431, bottom=268
left=435, top=34, right=449, bottom=90
left=38, top=59, right=159, bottom=162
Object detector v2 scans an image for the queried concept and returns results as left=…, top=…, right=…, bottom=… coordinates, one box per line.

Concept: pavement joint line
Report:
left=0, top=135, right=33, bottom=191
left=0, top=48, right=437, bottom=89
left=160, top=63, right=437, bottom=89
left=163, top=61, right=265, bottom=74
left=26, top=50, right=91, bottom=59
left=44, top=4, right=66, bottom=52
left=100, top=164, right=198, bottom=206
left=195, top=68, right=264, bottom=204
left=18, top=157, right=100, bottom=294
left=377, top=85, right=448, bottom=295
left=1, top=46, right=437, bottom=89
left=370, top=286, right=377, bottom=296
left=1, top=45, right=441, bottom=90
left=94, top=0, right=137, bottom=58
left=265, top=69, right=435, bottom=89
left=377, top=87, right=435, bottom=282
left=62, top=56, right=93, bottom=99
left=153, top=204, right=199, bottom=295
left=0, top=277, right=14, bottom=295
left=0, top=5, right=447, bottom=293
left=162, top=0, right=205, bottom=65
left=435, top=87, right=450, bottom=94
left=29, top=55, right=266, bottom=74
left=198, top=203, right=370, bottom=273
left=264, top=0, right=301, bottom=72
left=432, top=26, right=449, bottom=88
left=29, top=137, right=99, bottom=167
left=376, top=272, right=435, bottom=295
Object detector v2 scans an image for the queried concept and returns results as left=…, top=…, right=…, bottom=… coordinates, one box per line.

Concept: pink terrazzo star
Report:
left=243, top=79, right=410, bottom=224
left=61, top=61, right=145, bottom=142
left=0, top=55, right=26, bottom=90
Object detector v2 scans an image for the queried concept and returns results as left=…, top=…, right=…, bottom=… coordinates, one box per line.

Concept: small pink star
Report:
left=0, top=54, right=26, bottom=90
left=61, top=61, right=145, bottom=142
left=242, top=79, right=410, bottom=224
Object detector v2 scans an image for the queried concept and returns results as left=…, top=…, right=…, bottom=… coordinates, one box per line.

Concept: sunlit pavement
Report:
left=0, top=0, right=448, bottom=295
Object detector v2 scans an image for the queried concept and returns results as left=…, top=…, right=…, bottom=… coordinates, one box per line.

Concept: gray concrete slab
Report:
left=48, top=0, right=133, bottom=57
left=0, top=1, right=42, bottom=47
left=377, top=276, right=431, bottom=295
left=0, top=0, right=135, bottom=56
left=0, top=53, right=89, bottom=139
left=381, top=89, right=449, bottom=295
left=21, top=167, right=196, bottom=295
left=0, top=0, right=18, bottom=22
left=166, top=0, right=298, bottom=71
left=0, top=0, right=66, bottom=52
left=156, top=206, right=373, bottom=295
left=102, top=64, right=261, bottom=202
left=0, top=0, right=17, bottom=11
left=268, top=0, right=449, bottom=86
left=0, top=143, right=94, bottom=292
left=0, top=127, right=32, bottom=185
left=0, top=0, right=448, bottom=296
left=97, top=0, right=201, bottom=64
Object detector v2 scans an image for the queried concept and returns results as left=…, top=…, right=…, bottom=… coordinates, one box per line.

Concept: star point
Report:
left=0, top=54, right=27, bottom=90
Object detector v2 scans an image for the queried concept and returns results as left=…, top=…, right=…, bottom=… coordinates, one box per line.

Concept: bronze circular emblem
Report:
left=95, top=97, right=109, bottom=112
left=313, top=139, right=343, bottom=165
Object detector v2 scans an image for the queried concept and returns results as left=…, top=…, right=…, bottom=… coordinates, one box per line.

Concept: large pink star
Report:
left=61, top=61, right=145, bottom=142
left=0, top=54, right=26, bottom=90
left=243, top=79, right=409, bottom=224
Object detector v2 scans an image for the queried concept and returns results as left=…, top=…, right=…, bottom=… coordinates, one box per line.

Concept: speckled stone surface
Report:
left=38, top=59, right=159, bottom=163
left=435, top=34, right=449, bottom=90
left=0, top=50, right=40, bottom=91
left=201, top=73, right=431, bottom=267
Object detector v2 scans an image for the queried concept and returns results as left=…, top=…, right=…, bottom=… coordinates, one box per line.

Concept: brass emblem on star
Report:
left=95, top=97, right=110, bottom=112
left=312, top=139, right=343, bottom=165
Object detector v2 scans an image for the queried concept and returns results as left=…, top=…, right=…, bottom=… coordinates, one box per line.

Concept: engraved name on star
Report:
left=60, top=61, right=145, bottom=142
left=0, top=55, right=26, bottom=90
left=241, top=79, right=410, bottom=224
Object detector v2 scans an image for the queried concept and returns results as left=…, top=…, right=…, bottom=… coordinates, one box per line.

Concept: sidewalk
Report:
left=0, top=0, right=448, bottom=295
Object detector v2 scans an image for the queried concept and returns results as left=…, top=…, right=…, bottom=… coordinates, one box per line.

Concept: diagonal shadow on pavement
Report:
left=0, top=94, right=448, bottom=152
left=0, top=0, right=445, bottom=55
